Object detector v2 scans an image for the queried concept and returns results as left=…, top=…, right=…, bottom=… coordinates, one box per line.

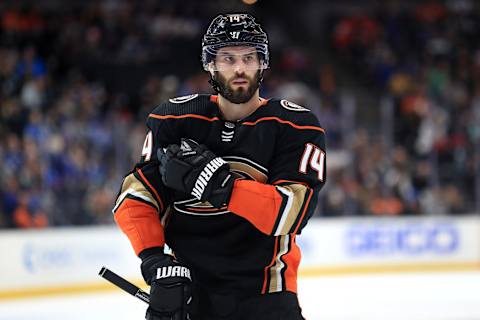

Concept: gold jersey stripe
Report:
left=268, top=235, right=290, bottom=292
left=274, top=184, right=308, bottom=236
left=113, top=173, right=159, bottom=213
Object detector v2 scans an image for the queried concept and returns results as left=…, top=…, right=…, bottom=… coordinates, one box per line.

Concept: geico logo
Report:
left=345, top=223, right=459, bottom=255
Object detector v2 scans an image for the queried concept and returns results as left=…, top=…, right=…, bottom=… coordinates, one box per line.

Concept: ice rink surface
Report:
left=1, top=271, right=479, bottom=320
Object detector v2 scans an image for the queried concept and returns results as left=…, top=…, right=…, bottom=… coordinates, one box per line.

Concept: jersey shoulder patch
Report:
left=168, top=94, right=199, bottom=104
left=263, top=98, right=320, bottom=127
left=279, top=99, right=310, bottom=112
left=150, top=94, right=213, bottom=117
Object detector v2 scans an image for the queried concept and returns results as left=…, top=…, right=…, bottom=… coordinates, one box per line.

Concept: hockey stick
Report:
left=98, top=266, right=150, bottom=304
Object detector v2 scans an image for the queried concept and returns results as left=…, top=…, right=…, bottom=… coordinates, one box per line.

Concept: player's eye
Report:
left=243, top=55, right=255, bottom=63
left=222, top=55, right=234, bottom=63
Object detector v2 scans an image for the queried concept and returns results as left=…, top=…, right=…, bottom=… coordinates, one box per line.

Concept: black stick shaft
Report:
left=99, top=266, right=150, bottom=304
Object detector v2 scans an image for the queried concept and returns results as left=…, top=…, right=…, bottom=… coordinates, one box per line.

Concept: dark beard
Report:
left=214, top=70, right=261, bottom=104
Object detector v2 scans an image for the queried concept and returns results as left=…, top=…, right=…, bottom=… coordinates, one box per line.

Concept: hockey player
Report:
left=113, top=13, right=326, bottom=320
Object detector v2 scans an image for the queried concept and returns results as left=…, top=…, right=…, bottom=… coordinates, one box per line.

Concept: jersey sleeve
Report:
left=113, top=104, right=179, bottom=256
left=227, top=112, right=326, bottom=236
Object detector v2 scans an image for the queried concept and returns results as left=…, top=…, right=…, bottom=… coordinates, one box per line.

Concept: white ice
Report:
left=0, top=272, right=479, bottom=320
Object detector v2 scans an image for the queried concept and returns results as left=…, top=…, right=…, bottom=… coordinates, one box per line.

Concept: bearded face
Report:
left=208, top=46, right=265, bottom=104
left=214, top=69, right=262, bottom=104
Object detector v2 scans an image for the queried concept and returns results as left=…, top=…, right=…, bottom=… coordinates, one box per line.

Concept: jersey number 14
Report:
left=299, top=143, right=326, bottom=181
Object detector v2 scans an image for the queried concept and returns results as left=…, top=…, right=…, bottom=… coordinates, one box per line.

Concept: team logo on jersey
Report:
left=169, top=94, right=199, bottom=104
left=222, top=156, right=269, bottom=182
left=173, top=156, right=268, bottom=216
left=280, top=99, right=310, bottom=112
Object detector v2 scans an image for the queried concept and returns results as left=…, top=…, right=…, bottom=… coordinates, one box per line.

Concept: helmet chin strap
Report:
left=208, top=75, right=222, bottom=94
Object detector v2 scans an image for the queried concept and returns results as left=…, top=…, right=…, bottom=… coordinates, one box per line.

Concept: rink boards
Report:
left=0, top=215, right=479, bottom=300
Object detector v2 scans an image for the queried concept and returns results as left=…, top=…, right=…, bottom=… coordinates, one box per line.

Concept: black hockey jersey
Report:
left=113, top=94, right=326, bottom=296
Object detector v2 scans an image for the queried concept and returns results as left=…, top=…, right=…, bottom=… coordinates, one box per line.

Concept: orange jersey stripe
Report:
left=136, top=168, right=164, bottom=212
left=114, top=198, right=165, bottom=255
left=149, top=113, right=220, bottom=122
left=242, top=117, right=325, bottom=132
left=227, top=179, right=282, bottom=235
left=282, top=236, right=300, bottom=293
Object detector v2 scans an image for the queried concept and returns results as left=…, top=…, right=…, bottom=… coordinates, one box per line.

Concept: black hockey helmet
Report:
left=201, top=13, right=269, bottom=71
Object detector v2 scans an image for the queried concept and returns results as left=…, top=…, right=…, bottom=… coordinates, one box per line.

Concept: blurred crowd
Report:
left=0, top=0, right=479, bottom=228
left=0, top=0, right=206, bottom=228
left=322, top=0, right=480, bottom=216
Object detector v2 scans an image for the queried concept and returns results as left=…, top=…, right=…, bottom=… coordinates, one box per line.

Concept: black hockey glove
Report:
left=157, top=138, right=236, bottom=208
left=140, top=250, right=193, bottom=320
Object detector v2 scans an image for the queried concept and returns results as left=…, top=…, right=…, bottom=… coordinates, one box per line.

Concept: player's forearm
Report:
left=227, top=179, right=315, bottom=236
left=112, top=165, right=169, bottom=255
left=114, top=199, right=165, bottom=255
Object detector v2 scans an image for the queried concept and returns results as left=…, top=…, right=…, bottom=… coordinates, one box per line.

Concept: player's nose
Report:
left=232, top=60, right=248, bottom=73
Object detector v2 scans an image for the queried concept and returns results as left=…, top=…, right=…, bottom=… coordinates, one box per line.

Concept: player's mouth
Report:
left=231, top=79, right=249, bottom=85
